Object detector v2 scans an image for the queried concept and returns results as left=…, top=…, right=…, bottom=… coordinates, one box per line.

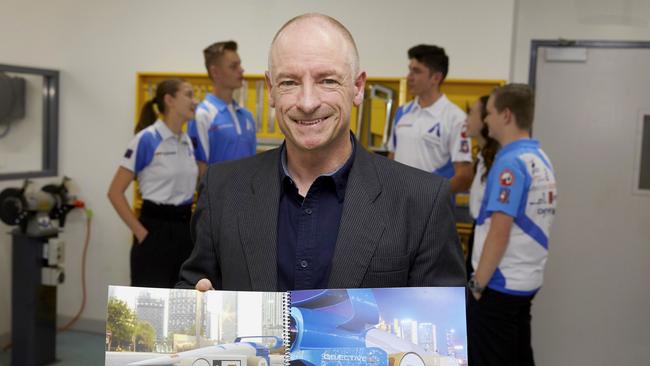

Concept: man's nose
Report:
left=296, top=82, right=320, bottom=114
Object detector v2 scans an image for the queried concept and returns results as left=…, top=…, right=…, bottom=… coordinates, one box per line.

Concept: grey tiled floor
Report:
left=0, top=330, right=104, bottom=366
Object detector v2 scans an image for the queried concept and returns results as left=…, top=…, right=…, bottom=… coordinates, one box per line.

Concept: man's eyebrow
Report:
left=313, top=69, right=342, bottom=78
left=274, top=68, right=346, bottom=82
left=275, top=71, right=299, bottom=80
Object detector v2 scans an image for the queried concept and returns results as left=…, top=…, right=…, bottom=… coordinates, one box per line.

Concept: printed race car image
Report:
left=288, top=290, right=436, bottom=366
left=106, top=336, right=283, bottom=366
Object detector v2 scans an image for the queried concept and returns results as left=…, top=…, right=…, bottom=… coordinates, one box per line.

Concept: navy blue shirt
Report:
left=277, top=139, right=355, bottom=291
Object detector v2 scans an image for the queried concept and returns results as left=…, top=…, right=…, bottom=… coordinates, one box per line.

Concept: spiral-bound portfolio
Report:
left=282, top=291, right=291, bottom=366
left=105, top=286, right=467, bottom=366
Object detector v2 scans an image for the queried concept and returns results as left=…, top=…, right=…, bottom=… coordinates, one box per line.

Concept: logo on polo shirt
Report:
left=529, top=191, right=547, bottom=206
left=499, top=169, right=515, bottom=186
left=124, top=149, right=133, bottom=159
left=498, top=188, right=510, bottom=203
left=427, top=122, right=441, bottom=137
left=537, top=207, right=556, bottom=217
left=460, top=140, right=469, bottom=153
left=548, top=190, right=556, bottom=204
left=396, top=120, right=414, bottom=128
left=209, top=123, right=234, bottom=132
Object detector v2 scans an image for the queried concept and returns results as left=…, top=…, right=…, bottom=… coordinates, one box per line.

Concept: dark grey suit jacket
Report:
left=178, top=145, right=465, bottom=290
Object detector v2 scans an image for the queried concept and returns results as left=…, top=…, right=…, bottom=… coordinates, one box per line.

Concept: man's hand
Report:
left=195, top=278, right=214, bottom=292
left=471, top=290, right=482, bottom=301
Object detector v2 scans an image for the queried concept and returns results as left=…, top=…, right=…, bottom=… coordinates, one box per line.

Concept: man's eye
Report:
left=279, top=80, right=296, bottom=87
left=322, top=79, right=339, bottom=85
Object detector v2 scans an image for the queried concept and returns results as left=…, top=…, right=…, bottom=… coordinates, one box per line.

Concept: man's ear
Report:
left=265, top=71, right=275, bottom=108
left=208, top=64, right=218, bottom=81
left=503, top=108, right=513, bottom=125
left=431, top=71, right=444, bottom=86
left=353, top=71, right=367, bottom=107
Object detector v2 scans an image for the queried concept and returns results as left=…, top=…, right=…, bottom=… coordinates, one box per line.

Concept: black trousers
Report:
left=130, top=200, right=193, bottom=288
left=467, top=288, right=536, bottom=366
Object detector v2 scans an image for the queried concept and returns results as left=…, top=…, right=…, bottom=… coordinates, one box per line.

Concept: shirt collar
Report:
left=496, top=138, right=539, bottom=159
left=205, top=93, right=242, bottom=113
left=279, top=134, right=356, bottom=202
left=153, top=119, right=175, bottom=140
left=412, top=94, right=449, bottom=116
left=154, top=119, right=190, bottom=144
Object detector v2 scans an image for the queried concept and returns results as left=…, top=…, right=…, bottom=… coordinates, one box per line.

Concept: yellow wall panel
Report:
left=137, top=73, right=503, bottom=150
left=135, top=73, right=504, bottom=215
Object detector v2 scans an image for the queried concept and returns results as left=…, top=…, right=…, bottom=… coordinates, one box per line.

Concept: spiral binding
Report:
left=282, top=291, right=292, bottom=366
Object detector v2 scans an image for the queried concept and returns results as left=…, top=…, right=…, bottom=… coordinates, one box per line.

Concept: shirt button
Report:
left=299, top=260, right=308, bottom=268
left=305, top=208, right=312, bottom=215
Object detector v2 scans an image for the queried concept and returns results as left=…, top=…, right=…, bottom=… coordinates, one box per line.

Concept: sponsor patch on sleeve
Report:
left=460, top=140, right=469, bottom=153
left=498, top=188, right=510, bottom=203
left=499, top=169, right=515, bottom=186
left=123, top=149, right=133, bottom=159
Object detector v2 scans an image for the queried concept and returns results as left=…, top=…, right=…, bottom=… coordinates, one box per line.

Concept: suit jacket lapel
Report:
left=328, top=147, right=385, bottom=288
left=238, top=149, right=280, bottom=291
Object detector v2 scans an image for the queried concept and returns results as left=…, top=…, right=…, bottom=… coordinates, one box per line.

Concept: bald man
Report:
left=177, top=13, right=465, bottom=291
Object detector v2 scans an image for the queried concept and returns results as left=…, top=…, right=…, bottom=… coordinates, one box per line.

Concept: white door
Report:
left=531, top=43, right=650, bottom=366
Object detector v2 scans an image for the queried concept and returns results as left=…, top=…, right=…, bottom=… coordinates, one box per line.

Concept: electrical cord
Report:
left=58, top=208, right=93, bottom=332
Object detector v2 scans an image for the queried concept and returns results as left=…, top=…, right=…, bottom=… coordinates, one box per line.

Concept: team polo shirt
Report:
left=187, top=94, right=256, bottom=164
left=472, top=139, right=557, bottom=295
left=388, top=94, right=472, bottom=178
left=120, top=120, right=198, bottom=205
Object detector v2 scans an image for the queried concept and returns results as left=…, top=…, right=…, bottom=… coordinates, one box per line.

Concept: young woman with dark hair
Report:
left=465, top=95, right=500, bottom=275
left=108, top=79, right=198, bottom=287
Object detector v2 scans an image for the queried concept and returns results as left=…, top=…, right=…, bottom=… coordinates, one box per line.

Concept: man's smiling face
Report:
left=266, top=19, right=365, bottom=153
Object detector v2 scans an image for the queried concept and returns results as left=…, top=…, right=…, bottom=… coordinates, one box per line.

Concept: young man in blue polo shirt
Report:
left=468, top=83, right=557, bottom=366
left=188, top=41, right=257, bottom=177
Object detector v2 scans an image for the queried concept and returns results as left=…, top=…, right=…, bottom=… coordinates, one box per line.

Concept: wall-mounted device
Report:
left=0, top=64, right=59, bottom=181
left=0, top=72, right=25, bottom=136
